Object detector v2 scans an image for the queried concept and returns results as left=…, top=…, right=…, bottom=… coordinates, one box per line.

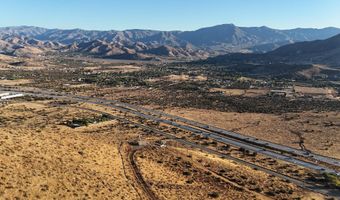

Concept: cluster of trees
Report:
left=64, top=114, right=113, bottom=128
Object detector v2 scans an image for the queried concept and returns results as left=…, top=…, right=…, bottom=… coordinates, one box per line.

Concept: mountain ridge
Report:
left=1, top=24, right=340, bottom=59
left=201, top=33, right=340, bottom=66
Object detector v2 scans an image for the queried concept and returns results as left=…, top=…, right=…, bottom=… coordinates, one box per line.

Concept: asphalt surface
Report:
left=1, top=87, right=339, bottom=175
left=112, top=101, right=340, bottom=168
left=70, top=106, right=340, bottom=198
left=2, top=87, right=340, bottom=198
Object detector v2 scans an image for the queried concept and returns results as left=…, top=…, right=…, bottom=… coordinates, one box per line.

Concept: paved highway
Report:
left=68, top=106, right=340, bottom=198
left=2, top=86, right=340, bottom=176
left=111, top=101, right=340, bottom=168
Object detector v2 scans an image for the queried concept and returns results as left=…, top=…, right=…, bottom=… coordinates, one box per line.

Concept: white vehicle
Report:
left=0, top=92, right=10, bottom=97
left=0, top=93, right=24, bottom=100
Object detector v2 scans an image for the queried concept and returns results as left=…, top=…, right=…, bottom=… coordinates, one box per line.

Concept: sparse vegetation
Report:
left=1, top=45, right=339, bottom=200
left=63, top=114, right=113, bottom=128
left=324, top=173, right=340, bottom=188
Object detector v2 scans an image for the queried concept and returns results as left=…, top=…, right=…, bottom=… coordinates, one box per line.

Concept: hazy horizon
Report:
left=1, top=23, right=340, bottom=32
left=1, top=0, right=340, bottom=31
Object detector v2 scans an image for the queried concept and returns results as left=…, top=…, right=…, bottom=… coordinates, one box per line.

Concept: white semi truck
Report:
left=0, top=92, right=24, bottom=100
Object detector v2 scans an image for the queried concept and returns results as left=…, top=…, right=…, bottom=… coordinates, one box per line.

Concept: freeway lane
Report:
left=111, top=101, right=340, bottom=168
left=103, top=103, right=338, bottom=174
left=2, top=86, right=340, bottom=175
left=68, top=106, right=340, bottom=198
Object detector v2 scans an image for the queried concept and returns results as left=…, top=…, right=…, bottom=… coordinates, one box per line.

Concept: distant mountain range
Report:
left=1, top=24, right=340, bottom=59
left=203, top=33, right=340, bottom=66
left=198, top=34, right=340, bottom=80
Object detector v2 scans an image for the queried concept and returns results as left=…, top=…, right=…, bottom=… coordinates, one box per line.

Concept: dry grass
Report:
left=165, top=107, right=340, bottom=159
left=0, top=100, right=331, bottom=199
left=294, top=86, right=337, bottom=96
left=135, top=146, right=322, bottom=200
left=66, top=83, right=94, bottom=88
left=148, top=74, right=207, bottom=83
left=210, top=88, right=269, bottom=97
left=0, top=79, right=32, bottom=86
left=84, top=65, right=142, bottom=73
left=0, top=102, right=141, bottom=199
left=136, top=147, right=257, bottom=200
left=0, top=54, right=14, bottom=60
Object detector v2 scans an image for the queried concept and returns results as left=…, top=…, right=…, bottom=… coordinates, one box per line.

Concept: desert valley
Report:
left=1, top=1, right=340, bottom=199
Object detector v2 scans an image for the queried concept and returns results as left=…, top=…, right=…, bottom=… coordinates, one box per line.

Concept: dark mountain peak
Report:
left=178, top=23, right=243, bottom=46
left=328, top=33, right=340, bottom=41
left=269, top=33, right=340, bottom=56
left=1, top=24, right=340, bottom=60
left=203, top=33, right=340, bottom=66
left=193, top=23, right=238, bottom=33
left=207, top=23, right=236, bottom=28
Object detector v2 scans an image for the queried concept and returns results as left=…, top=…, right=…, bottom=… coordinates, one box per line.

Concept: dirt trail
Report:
left=171, top=148, right=270, bottom=200
left=118, top=143, right=143, bottom=200
left=129, top=147, right=158, bottom=200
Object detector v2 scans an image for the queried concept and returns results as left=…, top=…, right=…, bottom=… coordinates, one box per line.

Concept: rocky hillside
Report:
left=198, top=34, right=340, bottom=80
left=267, top=33, right=340, bottom=65
left=203, top=33, right=340, bottom=66
left=1, top=24, right=340, bottom=59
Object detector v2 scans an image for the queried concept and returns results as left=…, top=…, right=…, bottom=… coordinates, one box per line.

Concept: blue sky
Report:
left=1, top=0, right=339, bottom=31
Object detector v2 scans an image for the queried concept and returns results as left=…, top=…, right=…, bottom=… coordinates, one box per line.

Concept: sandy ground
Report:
left=0, top=54, right=14, bottom=60
left=294, top=86, right=337, bottom=96
left=165, top=107, right=340, bottom=159
left=210, top=88, right=269, bottom=97
left=78, top=86, right=155, bottom=101
left=66, top=83, right=94, bottom=88
left=0, top=57, right=47, bottom=71
left=298, top=65, right=340, bottom=79
left=136, top=148, right=261, bottom=200
left=148, top=74, right=207, bottom=83
left=0, top=79, right=32, bottom=86
left=0, top=100, right=327, bottom=199
left=11, top=66, right=46, bottom=71
left=136, top=146, right=322, bottom=200
left=0, top=102, right=141, bottom=199
left=210, top=86, right=338, bottom=98
left=84, top=65, right=142, bottom=73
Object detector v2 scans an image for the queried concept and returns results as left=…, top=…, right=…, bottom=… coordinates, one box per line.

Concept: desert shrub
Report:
left=323, top=173, right=340, bottom=188
left=208, top=192, right=219, bottom=198
left=182, top=171, right=191, bottom=176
